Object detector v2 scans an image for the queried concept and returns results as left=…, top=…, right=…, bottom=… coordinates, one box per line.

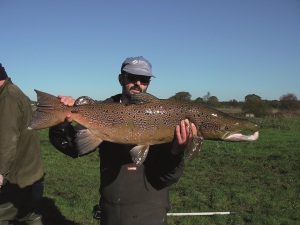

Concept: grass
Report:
left=35, top=117, right=299, bottom=225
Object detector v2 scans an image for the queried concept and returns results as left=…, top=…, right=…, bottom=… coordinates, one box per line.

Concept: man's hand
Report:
left=0, top=174, right=3, bottom=188
left=58, top=95, right=75, bottom=122
left=171, top=119, right=197, bottom=155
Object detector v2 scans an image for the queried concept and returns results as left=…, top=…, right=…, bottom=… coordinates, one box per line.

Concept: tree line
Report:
left=169, top=92, right=300, bottom=117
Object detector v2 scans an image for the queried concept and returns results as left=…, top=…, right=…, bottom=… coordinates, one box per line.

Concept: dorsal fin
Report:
left=74, top=96, right=95, bottom=106
left=129, top=93, right=160, bottom=105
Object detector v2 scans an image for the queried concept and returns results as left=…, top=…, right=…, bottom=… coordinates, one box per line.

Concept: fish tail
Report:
left=28, top=90, right=71, bottom=130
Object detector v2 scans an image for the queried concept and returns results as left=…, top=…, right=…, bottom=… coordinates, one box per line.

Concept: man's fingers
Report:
left=181, top=120, right=189, bottom=142
left=0, top=174, right=3, bottom=187
left=58, top=95, right=75, bottom=106
left=57, top=95, right=75, bottom=121
left=175, top=125, right=182, bottom=143
left=176, top=120, right=197, bottom=145
left=190, top=123, right=196, bottom=137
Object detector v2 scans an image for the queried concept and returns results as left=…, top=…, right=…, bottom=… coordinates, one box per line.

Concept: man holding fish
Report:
left=49, top=56, right=196, bottom=225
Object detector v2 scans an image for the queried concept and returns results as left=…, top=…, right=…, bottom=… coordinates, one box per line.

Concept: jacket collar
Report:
left=0, top=77, right=12, bottom=95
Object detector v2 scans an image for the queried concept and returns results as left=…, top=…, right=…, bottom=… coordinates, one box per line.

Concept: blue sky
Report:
left=1, top=0, right=299, bottom=102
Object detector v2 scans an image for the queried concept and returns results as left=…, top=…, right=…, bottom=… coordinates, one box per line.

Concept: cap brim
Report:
left=123, top=68, right=155, bottom=78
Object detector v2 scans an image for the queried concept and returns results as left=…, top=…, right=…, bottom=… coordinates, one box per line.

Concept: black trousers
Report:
left=0, top=180, right=44, bottom=221
left=100, top=201, right=168, bottom=225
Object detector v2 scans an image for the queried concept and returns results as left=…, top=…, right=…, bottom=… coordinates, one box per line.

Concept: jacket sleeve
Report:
left=48, top=122, right=79, bottom=158
left=0, top=97, right=21, bottom=175
left=144, top=143, right=185, bottom=190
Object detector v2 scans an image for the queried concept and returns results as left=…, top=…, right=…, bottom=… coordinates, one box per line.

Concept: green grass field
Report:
left=36, top=117, right=300, bottom=225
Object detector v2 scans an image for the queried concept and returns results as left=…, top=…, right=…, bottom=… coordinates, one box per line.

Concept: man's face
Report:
left=120, top=73, right=151, bottom=100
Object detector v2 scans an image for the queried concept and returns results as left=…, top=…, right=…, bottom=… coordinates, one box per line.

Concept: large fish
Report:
left=29, top=90, right=259, bottom=165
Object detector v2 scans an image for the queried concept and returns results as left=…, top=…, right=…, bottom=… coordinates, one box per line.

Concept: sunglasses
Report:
left=124, top=73, right=151, bottom=85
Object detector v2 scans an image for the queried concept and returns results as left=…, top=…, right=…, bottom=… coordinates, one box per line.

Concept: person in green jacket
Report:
left=0, top=63, right=44, bottom=225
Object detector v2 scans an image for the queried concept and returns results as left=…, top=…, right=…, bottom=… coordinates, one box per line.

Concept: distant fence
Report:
left=246, top=113, right=255, bottom=118
left=273, top=110, right=300, bottom=118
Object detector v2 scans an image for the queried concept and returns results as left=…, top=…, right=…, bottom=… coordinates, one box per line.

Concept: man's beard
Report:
left=126, top=85, right=143, bottom=100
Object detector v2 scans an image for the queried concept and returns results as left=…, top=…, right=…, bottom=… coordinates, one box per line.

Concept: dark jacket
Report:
left=0, top=78, right=44, bottom=188
left=98, top=94, right=185, bottom=207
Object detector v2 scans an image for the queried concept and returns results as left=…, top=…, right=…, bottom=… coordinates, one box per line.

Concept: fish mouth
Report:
left=224, top=131, right=259, bottom=141
left=221, top=122, right=260, bottom=142
left=202, top=122, right=260, bottom=142
left=202, top=130, right=259, bottom=142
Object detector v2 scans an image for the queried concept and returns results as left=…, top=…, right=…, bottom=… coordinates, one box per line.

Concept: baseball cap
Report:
left=121, top=56, right=156, bottom=77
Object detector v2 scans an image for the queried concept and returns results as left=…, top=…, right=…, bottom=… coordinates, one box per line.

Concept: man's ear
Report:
left=118, top=74, right=124, bottom=86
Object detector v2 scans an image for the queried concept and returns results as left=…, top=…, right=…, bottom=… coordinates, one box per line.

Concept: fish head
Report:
left=199, top=118, right=260, bottom=142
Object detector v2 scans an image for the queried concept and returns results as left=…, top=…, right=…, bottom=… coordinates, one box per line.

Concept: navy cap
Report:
left=121, top=56, right=156, bottom=77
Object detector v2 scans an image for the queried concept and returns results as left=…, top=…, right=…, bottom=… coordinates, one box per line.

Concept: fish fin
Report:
left=74, top=96, right=96, bottom=106
left=184, top=136, right=203, bottom=162
left=28, top=90, right=68, bottom=130
left=129, top=93, right=160, bottom=105
left=130, top=145, right=150, bottom=166
left=74, top=128, right=103, bottom=156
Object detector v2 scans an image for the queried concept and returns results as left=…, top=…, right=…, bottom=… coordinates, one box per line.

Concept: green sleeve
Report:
left=0, top=96, right=22, bottom=175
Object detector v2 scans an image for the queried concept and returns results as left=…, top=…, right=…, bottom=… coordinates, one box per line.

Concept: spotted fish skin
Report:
left=28, top=90, right=259, bottom=164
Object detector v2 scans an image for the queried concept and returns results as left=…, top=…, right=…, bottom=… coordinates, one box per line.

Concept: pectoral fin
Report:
left=74, top=127, right=103, bottom=156
left=130, top=145, right=150, bottom=166
left=184, top=136, right=203, bottom=161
